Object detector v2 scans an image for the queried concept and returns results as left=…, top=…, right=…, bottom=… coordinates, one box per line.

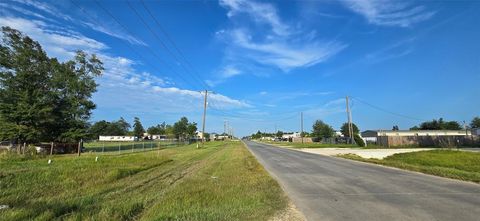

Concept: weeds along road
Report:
left=244, top=140, right=480, bottom=221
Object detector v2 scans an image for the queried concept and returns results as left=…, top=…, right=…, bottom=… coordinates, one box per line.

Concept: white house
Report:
left=282, top=132, right=301, bottom=139
left=99, top=136, right=137, bottom=142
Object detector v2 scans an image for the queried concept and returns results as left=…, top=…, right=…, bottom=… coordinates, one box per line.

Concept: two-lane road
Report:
left=244, top=141, right=480, bottom=221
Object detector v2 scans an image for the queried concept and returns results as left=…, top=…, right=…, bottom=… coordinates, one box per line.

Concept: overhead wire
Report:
left=350, top=96, right=427, bottom=122
left=126, top=0, right=211, bottom=90
left=139, top=0, right=211, bottom=90
left=88, top=0, right=202, bottom=90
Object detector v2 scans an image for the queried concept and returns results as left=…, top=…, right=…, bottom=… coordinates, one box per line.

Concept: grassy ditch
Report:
left=0, top=141, right=288, bottom=220
left=338, top=150, right=480, bottom=183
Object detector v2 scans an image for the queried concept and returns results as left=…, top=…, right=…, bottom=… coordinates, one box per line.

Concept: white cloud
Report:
left=10, top=0, right=146, bottom=45
left=221, top=66, right=242, bottom=78
left=0, top=17, right=106, bottom=60
left=220, top=0, right=289, bottom=36
left=340, top=0, right=435, bottom=27
left=216, top=0, right=346, bottom=78
left=230, top=29, right=346, bottom=72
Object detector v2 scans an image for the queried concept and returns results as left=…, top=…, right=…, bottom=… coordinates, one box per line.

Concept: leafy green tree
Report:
left=0, top=27, right=103, bottom=143
left=340, top=123, right=359, bottom=137
left=470, top=117, right=480, bottom=129
left=187, top=122, right=198, bottom=138
left=88, top=118, right=131, bottom=139
left=413, top=118, right=462, bottom=130
left=312, top=120, right=334, bottom=140
left=354, top=134, right=365, bottom=147
left=392, top=125, right=399, bottom=131
left=276, top=130, right=284, bottom=138
left=133, top=117, right=145, bottom=138
left=147, top=122, right=166, bottom=135
left=172, top=117, right=197, bottom=140
left=410, top=126, right=420, bottom=130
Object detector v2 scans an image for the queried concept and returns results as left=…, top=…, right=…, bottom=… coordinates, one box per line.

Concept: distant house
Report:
left=282, top=132, right=301, bottom=139
left=99, top=136, right=137, bottom=142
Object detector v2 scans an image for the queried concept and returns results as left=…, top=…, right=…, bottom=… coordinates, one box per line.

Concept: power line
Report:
left=126, top=0, right=210, bottom=89
left=89, top=0, right=202, bottom=90
left=351, top=96, right=427, bottom=122
left=139, top=0, right=211, bottom=90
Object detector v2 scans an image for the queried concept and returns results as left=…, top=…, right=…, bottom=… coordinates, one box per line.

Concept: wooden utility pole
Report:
left=346, top=96, right=354, bottom=144
left=201, top=90, right=208, bottom=147
left=301, top=112, right=304, bottom=144
left=77, top=139, right=82, bottom=156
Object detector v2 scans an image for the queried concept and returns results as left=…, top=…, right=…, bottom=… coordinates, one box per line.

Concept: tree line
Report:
left=89, top=116, right=198, bottom=140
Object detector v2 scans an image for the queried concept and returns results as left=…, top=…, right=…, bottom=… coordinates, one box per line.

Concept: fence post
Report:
left=142, top=142, right=145, bottom=151
left=22, top=142, right=26, bottom=155
left=132, top=143, right=134, bottom=153
left=77, top=139, right=82, bottom=156
left=118, top=143, right=121, bottom=154
left=50, top=142, right=54, bottom=156
left=102, top=142, right=105, bottom=154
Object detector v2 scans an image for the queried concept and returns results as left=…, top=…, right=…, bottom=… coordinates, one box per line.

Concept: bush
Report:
left=354, top=134, right=365, bottom=147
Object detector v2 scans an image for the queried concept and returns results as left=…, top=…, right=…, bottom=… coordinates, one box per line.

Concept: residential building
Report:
left=99, top=136, right=137, bottom=142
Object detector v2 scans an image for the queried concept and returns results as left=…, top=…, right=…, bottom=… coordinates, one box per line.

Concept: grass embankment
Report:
left=339, top=150, right=480, bottom=183
left=0, top=141, right=288, bottom=220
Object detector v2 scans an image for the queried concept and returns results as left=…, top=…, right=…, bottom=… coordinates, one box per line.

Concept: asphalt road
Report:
left=244, top=141, right=480, bottom=221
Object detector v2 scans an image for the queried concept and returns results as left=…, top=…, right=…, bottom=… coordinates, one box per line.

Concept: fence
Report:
left=377, top=135, right=480, bottom=147
left=83, top=139, right=192, bottom=155
left=0, top=139, right=194, bottom=156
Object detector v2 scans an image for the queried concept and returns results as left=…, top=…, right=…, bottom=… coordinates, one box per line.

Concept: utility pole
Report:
left=301, top=112, right=304, bottom=144
left=201, top=90, right=208, bottom=147
left=346, top=96, right=354, bottom=144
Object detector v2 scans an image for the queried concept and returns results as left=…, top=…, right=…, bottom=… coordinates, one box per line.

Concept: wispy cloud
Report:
left=211, top=0, right=347, bottom=84
left=220, top=0, right=289, bottom=36
left=9, top=0, right=146, bottom=45
left=340, top=0, right=435, bottom=27
left=0, top=17, right=107, bottom=60
left=0, top=13, right=249, bottom=117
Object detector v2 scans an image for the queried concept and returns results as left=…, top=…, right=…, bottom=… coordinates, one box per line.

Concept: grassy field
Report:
left=0, top=141, right=289, bottom=220
left=338, top=150, right=480, bottom=183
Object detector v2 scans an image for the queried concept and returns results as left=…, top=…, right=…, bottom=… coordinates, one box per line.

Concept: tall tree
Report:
left=413, top=118, right=462, bottom=130
left=147, top=122, right=166, bottom=135
left=133, top=117, right=145, bottom=138
left=312, top=120, right=334, bottom=140
left=0, top=27, right=103, bottom=143
left=340, top=123, right=359, bottom=137
left=88, top=118, right=130, bottom=139
left=470, top=117, right=480, bottom=129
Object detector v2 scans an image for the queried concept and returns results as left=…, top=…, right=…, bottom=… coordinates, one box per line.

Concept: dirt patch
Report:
left=270, top=201, right=305, bottom=221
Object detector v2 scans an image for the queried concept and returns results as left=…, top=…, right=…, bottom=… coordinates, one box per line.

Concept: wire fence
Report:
left=84, top=140, right=190, bottom=155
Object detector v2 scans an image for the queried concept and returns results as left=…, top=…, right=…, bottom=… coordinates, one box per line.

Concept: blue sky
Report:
left=1, top=0, right=479, bottom=137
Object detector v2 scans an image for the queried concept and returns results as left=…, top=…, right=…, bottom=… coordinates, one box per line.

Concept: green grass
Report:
left=338, top=150, right=480, bottom=183
left=0, top=141, right=288, bottom=220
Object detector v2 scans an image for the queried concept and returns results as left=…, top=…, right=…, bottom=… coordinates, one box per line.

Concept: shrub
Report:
left=354, top=134, right=365, bottom=147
